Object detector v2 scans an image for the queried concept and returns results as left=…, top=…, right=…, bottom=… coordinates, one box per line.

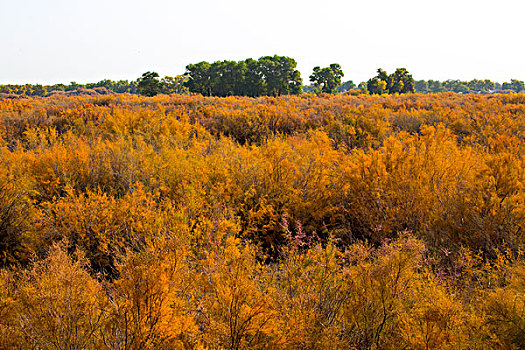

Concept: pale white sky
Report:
left=0, top=0, right=523, bottom=85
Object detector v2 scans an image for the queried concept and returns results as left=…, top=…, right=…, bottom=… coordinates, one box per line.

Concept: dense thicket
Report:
left=1, top=92, right=525, bottom=348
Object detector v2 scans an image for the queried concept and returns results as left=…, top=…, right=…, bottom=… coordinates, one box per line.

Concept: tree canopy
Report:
left=184, top=56, right=303, bottom=97
left=367, top=68, right=415, bottom=94
left=309, top=64, right=344, bottom=93
left=137, top=71, right=161, bottom=97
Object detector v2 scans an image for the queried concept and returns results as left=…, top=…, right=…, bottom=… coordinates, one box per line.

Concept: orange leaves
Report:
left=14, top=242, right=105, bottom=349
left=2, top=92, right=525, bottom=348
left=195, top=237, right=281, bottom=349
left=103, top=236, right=197, bottom=349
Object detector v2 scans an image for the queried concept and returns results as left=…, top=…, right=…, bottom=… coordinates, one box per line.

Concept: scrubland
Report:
left=1, top=92, right=525, bottom=349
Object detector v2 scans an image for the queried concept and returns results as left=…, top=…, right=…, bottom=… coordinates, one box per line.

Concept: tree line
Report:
left=0, top=79, right=139, bottom=96
left=1, top=55, right=524, bottom=97
left=414, top=78, right=525, bottom=93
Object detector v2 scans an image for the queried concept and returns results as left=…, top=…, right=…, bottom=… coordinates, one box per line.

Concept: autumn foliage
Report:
left=1, top=92, right=525, bottom=348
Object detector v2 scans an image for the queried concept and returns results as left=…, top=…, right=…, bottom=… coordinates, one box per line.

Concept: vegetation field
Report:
left=1, top=92, right=525, bottom=349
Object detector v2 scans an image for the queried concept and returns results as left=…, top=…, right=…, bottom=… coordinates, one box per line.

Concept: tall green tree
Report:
left=415, top=80, right=429, bottom=93
left=185, top=62, right=214, bottom=96
left=390, top=68, right=415, bottom=93
left=161, top=75, right=189, bottom=94
left=242, top=58, right=266, bottom=97
left=137, top=71, right=162, bottom=96
left=258, top=55, right=302, bottom=96
left=502, top=79, right=525, bottom=92
left=428, top=80, right=445, bottom=93
left=366, top=77, right=388, bottom=94
left=309, top=64, right=344, bottom=93
left=367, top=68, right=415, bottom=94
left=213, top=60, right=246, bottom=97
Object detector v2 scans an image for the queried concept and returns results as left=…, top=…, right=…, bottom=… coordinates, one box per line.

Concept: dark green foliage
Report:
left=367, top=68, right=415, bottom=94
left=184, top=56, right=303, bottom=97
left=502, top=79, right=525, bottom=92
left=258, top=55, right=303, bottom=96
left=309, top=64, right=344, bottom=94
left=414, top=78, right=523, bottom=94
left=0, top=80, right=139, bottom=96
left=390, top=68, right=415, bottom=93
left=137, top=71, right=162, bottom=97
left=184, top=62, right=214, bottom=96
left=242, top=58, right=266, bottom=97
left=366, top=77, right=387, bottom=94
left=336, top=80, right=356, bottom=93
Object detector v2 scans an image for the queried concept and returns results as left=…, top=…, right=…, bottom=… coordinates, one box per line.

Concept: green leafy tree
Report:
left=185, top=62, right=214, bottom=96
left=415, top=80, right=429, bottom=93
left=258, top=55, right=302, bottom=96
left=367, top=68, right=415, bottom=94
left=483, top=79, right=495, bottom=91
left=309, top=64, right=344, bottom=93
left=428, top=80, right=445, bottom=93
left=66, top=82, right=81, bottom=91
left=213, top=60, right=246, bottom=97
left=137, top=71, right=162, bottom=96
left=390, top=68, right=415, bottom=93
left=367, top=69, right=390, bottom=94
left=366, top=77, right=388, bottom=94
left=32, top=84, right=47, bottom=96
left=502, top=79, right=525, bottom=92
left=442, top=80, right=469, bottom=93
left=336, top=80, right=356, bottom=93
left=241, top=58, right=266, bottom=97
left=377, top=68, right=391, bottom=91
left=161, top=75, right=189, bottom=94
left=358, top=81, right=368, bottom=92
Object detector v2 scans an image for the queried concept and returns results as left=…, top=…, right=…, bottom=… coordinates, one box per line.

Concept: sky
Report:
left=1, top=0, right=524, bottom=85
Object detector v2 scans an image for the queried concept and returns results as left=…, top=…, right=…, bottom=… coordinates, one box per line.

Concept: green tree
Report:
left=66, top=81, right=81, bottom=91
left=502, top=79, right=525, bottom=92
left=366, top=77, right=387, bottom=94
left=428, top=80, right=445, bottom=93
left=390, top=68, right=415, bottom=93
left=367, top=68, right=415, bottom=94
left=367, top=68, right=390, bottom=94
left=258, top=55, right=302, bottom=96
left=32, top=84, right=47, bottom=96
left=137, top=71, right=162, bottom=96
left=377, top=68, right=391, bottom=91
left=213, top=60, right=246, bottom=97
left=415, top=80, right=429, bottom=93
left=483, top=79, right=495, bottom=91
left=443, top=80, right=469, bottom=93
left=241, top=58, right=266, bottom=97
left=309, top=64, right=344, bottom=93
left=185, top=62, right=214, bottom=96
left=336, top=80, right=356, bottom=93
left=161, top=75, right=189, bottom=95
